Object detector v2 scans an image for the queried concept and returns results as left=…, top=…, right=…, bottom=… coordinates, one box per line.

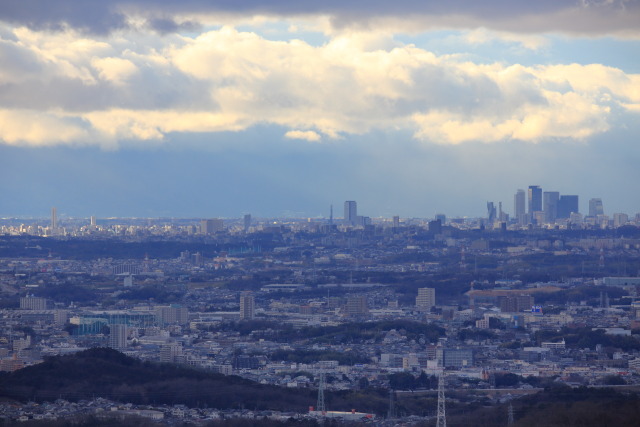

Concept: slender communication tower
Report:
left=317, top=372, right=326, bottom=414
left=436, top=374, right=446, bottom=427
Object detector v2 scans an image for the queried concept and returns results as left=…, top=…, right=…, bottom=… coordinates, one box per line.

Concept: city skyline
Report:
left=0, top=188, right=634, bottom=221
left=0, top=1, right=638, bottom=218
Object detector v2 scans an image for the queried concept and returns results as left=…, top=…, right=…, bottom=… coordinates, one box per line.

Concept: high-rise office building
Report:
left=243, top=214, right=251, bottom=232
left=416, top=287, right=436, bottom=309
left=393, top=215, right=400, bottom=228
left=90, top=215, right=96, bottom=227
left=240, top=291, right=255, bottom=320
left=589, top=198, right=604, bottom=217
left=51, top=207, right=57, bottom=229
left=344, top=201, right=357, bottom=225
left=487, top=202, right=496, bottom=223
left=528, top=186, right=542, bottom=222
left=543, top=191, right=559, bottom=224
left=514, top=189, right=526, bottom=225
left=557, top=195, right=579, bottom=219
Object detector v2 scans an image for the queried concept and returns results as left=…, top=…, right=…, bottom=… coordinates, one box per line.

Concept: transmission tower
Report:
left=317, top=372, right=326, bottom=413
left=387, top=388, right=396, bottom=419
left=436, top=373, right=446, bottom=427
left=507, top=402, right=514, bottom=425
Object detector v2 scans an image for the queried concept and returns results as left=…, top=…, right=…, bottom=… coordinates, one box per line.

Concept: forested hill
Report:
left=0, top=348, right=315, bottom=411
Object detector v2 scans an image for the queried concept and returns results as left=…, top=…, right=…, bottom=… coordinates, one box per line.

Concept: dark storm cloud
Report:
left=0, top=0, right=638, bottom=34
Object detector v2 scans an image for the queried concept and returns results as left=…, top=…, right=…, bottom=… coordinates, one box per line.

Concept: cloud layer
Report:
left=1, top=0, right=639, bottom=36
left=0, top=25, right=638, bottom=148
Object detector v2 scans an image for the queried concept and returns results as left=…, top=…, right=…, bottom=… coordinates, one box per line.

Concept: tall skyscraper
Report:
left=51, top=207, right=57, bottom=229
left=514, top=189, right=526, bottom=225
left=240, top=291, right=255, bottom=320
left=589, top=198, right=604, bottom=216
left=344, top=201, right=357, bottom=225
left=528, top=186, right=542, bottom=222
left=90, top=215, right=96, bottom=227
left=243, top=214, right=251, bottom=232
left=416, top=287, right=436, bottom=309
left=543, top=191, right=559, bottom=224
left=557, top=195, right=579, bottom=219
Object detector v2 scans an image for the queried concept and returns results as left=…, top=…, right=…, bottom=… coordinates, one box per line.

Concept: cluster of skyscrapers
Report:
left=511, top=186, right=604, bottom=226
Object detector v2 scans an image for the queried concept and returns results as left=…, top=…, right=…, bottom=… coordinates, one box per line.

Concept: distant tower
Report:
left=344, top=201, right=357, bottom=226
left=329, top=205, right=333, bottom=226
left=243, top=214, right=251, bottom=232
left=528, top=186, right=542, bottom=222
left=589, top=198, right=604, bottom=216
left=543, top=191, right=560, bottom=224
left=239, top=291, right=255, bottom=320
left=90, top=215, right=96, bottom=227
left=317, top=372, right=326, bottom=414
left=558, top=195, right=579, bottom=219
left=487, top=202, right=496, bottom=224
left=393, top=215, right=400, bottom=229
left=436, top=374, right=446, bottom=427
left=514, top=189, right=526, bottom=225
left=51, top=207, right=57, bottom=229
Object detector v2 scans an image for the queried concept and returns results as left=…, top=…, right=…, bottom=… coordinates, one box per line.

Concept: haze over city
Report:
left=0, top=1, right=639, bottom=217
left=3, top=3, right=640, bottom=425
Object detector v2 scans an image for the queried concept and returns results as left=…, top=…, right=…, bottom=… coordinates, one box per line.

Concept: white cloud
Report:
left=284, top=130, right=322, bottom=142
left=91, top=56, right=138, bottom=84
left=461, top=28, right=548, bottom=51
left=0, top=25, right=637, bottom=147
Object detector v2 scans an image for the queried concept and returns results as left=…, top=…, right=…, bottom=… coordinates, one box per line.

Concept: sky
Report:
left=0, top=1, right=639, bottom=219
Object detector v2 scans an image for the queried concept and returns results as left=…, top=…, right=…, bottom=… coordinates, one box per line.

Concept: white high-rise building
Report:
left=416, top=288, right=436, bottom=309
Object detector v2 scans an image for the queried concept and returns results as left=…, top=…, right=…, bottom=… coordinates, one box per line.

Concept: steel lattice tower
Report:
left=387, top=388, right=396, bottom=419
left=317, top=372, right=326, bottom=413
left=436, top=373, right=446, bottom=427
left=508, top=402, right=514, bottom=425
